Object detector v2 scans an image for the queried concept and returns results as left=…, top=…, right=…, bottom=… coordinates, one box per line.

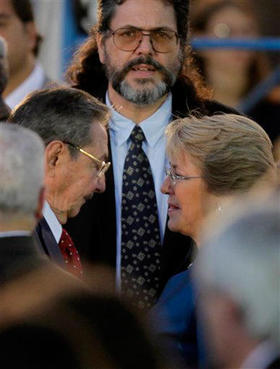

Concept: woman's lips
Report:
left=168, top=203, right=180, bottom=214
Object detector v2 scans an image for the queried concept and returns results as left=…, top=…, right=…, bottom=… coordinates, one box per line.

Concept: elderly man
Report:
left=65, top=0, right=236, bottom=308
left=194, top=201, right=280, bottom=369
left=9, top=87, right=110, bottom=277
left=0, top=123, right=46, bottom=283
left=0, top=0, right=50, bottom=109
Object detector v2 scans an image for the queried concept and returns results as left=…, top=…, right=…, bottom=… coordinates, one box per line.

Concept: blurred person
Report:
left=194, top=201, right=280, bottom=369
left=0, top=123, right=46, bottom=283
left=0, top=36, right=10, bottom=119
left=0, top=0, right=50, bottom=109
left=65, top=0, right=237, bottom=310
left=9, top=87, right=110, bottom=278
left=191, top=0, right=280, bottom=142
left=151, top=113, right=277, bottom=368
left=0, top=289, right=168, bottom=369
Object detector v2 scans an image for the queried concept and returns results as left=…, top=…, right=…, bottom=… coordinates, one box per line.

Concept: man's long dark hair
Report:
left=67, top=0, right=210, bottom=102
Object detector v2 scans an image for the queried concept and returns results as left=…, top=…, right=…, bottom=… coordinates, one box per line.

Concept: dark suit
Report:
left=0, top=235, right=47, bottom=284
left=65, top=77, right=238, bottom=294
left=150, top=269, right=200, bottom=368
left=34, top=217, right=64, bottom=266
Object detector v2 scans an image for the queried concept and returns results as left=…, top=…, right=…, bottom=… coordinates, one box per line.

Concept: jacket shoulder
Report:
left=204, top=99, right=241, bottom=115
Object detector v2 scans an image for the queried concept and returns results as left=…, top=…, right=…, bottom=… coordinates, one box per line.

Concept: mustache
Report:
left=111, top=55, right=175, bottom=90
left=121, top=56, right=167, bottom=75
left=122, top=56, right=166, bottom=73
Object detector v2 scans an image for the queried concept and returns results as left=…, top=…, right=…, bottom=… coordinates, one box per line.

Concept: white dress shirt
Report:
left=5, top=63, right=47, bottom=109
left=241, top=340, right=279, bottom=369
left=107, top=93, right=172, bottom=287
left=42, top=201, right=62, bottom=243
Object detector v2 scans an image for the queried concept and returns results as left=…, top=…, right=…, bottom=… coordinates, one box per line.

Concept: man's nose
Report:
left=135, top=33, right=154, bottom=55
left=94, top=174, right=106, bottom=193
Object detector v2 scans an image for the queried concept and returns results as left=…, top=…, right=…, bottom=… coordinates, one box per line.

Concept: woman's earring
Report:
left=217, top=205, right=223, bottom=213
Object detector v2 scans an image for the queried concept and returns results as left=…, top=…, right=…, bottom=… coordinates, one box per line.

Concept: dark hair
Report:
left=9, top=87, right=110, bottom=157
left=10, top=0, right=42, bottom=56
left=67, top=0, right=210, bottom=101
left=190, top=0, right=269, bottom=96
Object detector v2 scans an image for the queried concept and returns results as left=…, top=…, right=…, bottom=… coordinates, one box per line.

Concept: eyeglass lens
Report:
left=113, top=28, right=178, bottom=52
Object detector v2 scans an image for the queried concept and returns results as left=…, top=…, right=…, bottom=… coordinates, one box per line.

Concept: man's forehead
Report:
left=110, top=0, right=177, bottom=30
left=89, top=122, right=108, bottom=148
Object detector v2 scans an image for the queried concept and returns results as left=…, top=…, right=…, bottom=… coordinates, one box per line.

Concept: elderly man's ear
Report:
left=44, top=141, right=66, bottom=176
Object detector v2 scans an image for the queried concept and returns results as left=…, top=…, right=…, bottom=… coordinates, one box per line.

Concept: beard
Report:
left=103, top=53, right=183, bottom=105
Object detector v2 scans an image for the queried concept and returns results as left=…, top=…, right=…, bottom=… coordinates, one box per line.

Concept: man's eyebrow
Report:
left=118, top=25, right=176, bottom=32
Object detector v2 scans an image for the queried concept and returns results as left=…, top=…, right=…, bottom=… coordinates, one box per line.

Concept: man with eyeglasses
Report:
left=65, top=0, right=236, bottom=303
left=9, top=87, right=110, bottom=277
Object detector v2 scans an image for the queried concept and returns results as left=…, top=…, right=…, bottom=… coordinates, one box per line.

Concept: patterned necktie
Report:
left=59, top=228, right=83, bottom=278
left=121, top=125, right=161, bottom=310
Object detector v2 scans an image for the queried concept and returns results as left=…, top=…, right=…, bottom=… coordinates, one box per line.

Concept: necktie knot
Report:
left=130, top=126, right=145, bottom=144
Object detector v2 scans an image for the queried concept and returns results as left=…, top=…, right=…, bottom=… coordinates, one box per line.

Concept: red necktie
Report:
left=58, top=228, right=83, bottom=278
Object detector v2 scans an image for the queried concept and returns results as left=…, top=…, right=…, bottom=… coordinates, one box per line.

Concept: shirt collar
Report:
left=0, top=231, right=31, bottom=238
left=107, top=93, right=172, bottom=147
left=241, top=340, right=279, bottom=369
left=42, top=201, right=62, bottom=243
left=5, top=63, right=45, bottom=109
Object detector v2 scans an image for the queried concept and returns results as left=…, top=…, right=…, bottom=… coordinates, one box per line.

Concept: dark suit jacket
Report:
left=34, top=217, right=64, bottom=266
left=0, top=235, right=47, bottom=284
left=65, top=77, right=238, bottom=294
left=150, top=269, right=200, bottom=368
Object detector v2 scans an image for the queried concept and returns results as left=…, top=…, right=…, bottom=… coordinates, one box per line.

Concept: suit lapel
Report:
left=35, top=217, right=64, bottom=265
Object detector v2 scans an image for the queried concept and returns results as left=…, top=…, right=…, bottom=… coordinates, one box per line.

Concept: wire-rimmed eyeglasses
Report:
left=165, top=167, right=202, bottom=184
left=108, top=27, right=179, bottom=53
left=64, top=141, right=111, bottom=177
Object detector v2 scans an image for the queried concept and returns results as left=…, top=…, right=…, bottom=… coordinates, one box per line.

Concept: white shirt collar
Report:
left=42, top=202, right=62, bottom=243
left=0, top=231, right=31, bottom=238
left=5, top=62, right=46, bottom=109
left=241, top=340, right=279, bottom=369
left=107, top=93, right=172, bottom=147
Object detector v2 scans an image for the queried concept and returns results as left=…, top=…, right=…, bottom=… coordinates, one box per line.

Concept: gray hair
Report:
left=165, top=114, right=276, bottom=195
left=9, top=87, right=110, bottom=158
left=194, top=200, right=280, bottom=347
left=0, top=123, right=44, bottom=217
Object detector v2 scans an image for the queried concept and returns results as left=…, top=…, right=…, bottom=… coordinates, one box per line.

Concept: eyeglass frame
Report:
left=64, top=141, right=111, bottom=177
left=165, top=167, right=202, bottom=184
left=107, top=26, right=180, bottom=53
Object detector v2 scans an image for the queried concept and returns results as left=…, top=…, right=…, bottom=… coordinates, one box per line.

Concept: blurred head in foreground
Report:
left=0, top=122, right=44, bottom=231
left=194, top=200, right=280, bottom=368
